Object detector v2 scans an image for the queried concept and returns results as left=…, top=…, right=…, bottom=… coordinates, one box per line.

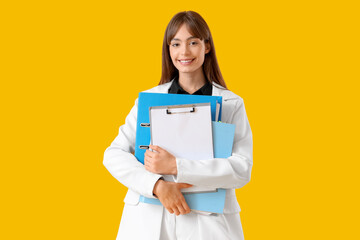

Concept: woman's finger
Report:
left=145, top=150, right=155, bottom=158
left=172, top=207, right=180, bottom=216
left=149, top=145, right=163, bottom=153
left=167, top=207, right=174, bottom=214
left=177, top=194, right=190, bottom=215
left=145, top=155, right=153, bottom=163
left=144, top=157, right=151, bottom=169
left=144, top=159, right=151, bottom=168
left=181, top=199, right=191, bottom=214
left=177, top=183, right=193, bottom=189
left=177, top=203, right=187, bottom=215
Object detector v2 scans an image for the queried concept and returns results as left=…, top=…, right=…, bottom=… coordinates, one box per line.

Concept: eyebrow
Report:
left=171, top=36, right=198, bottom=42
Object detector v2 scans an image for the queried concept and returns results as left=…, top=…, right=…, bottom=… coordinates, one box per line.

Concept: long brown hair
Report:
left=159, top=11, right=227, bottom=89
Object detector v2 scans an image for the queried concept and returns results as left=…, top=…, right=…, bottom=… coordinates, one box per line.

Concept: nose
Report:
left=180, top=43, right=191, bottom=56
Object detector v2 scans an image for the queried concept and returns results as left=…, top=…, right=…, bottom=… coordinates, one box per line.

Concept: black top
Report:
left=168, top=76, right=212, bottom=96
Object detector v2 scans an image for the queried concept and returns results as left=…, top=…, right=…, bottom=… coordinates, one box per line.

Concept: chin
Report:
left=176, top=66, right=202, bottom=74
left=178, top=69, right=197, bottom=74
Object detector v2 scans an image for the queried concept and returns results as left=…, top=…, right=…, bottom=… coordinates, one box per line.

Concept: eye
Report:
left=171, top=43, right=180, bottom=47
left=189, top=41, right=198, bottom=45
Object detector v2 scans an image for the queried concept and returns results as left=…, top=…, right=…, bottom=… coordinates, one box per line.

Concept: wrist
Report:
left=153, top=177, right=164, bottom=197
left=172, top=157, right=178, bottom=175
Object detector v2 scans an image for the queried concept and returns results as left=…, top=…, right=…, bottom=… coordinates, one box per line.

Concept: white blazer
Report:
left=103, top=81, right=253, bottom=239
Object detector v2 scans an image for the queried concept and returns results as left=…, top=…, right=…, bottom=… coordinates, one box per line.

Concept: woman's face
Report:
left=169, top=24, right=210, bottom=76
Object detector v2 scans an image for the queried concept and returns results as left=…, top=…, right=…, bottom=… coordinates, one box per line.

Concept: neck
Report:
left=178, top=69, right=207, bottom=94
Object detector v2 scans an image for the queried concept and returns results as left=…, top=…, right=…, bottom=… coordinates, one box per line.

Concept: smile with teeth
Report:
left=178, top=59, right=194, bottom=64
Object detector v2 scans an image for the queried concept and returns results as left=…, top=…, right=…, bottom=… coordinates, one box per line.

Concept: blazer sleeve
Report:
left=103, top=98, right=163, bottom=198
left=174, top=98, right=253, bottom=189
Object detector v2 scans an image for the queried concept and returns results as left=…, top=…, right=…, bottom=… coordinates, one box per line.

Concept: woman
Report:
left=103, top=11, right=253, bottom=240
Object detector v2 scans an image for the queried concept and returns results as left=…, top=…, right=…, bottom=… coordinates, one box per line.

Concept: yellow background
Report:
left=1, top=0, right=359, bottom=239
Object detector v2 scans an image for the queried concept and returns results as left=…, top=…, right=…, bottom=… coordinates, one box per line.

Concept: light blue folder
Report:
left=139, top=121, right=236, bottom=214
left=135, top=92, right=222, bottom=164
left=212, top=121, right=236, bottom=159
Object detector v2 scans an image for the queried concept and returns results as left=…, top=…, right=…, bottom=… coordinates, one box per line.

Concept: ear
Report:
left=205, top=42, right=211, bottom=54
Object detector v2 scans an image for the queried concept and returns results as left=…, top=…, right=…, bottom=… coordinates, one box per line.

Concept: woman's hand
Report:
left=153, top=179, right=192, bottom=215
left=144, top=145, right=177, bottom=175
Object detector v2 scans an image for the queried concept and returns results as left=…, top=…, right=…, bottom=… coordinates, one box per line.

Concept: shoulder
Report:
left=142, top=81, right=173, bottom=93
left=213, top=83, right=249, bottom=123
left=212, top=82, right=243, bottom=106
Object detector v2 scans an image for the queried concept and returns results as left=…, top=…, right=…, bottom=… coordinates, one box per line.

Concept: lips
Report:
left=178, top=58, right=194, bottom=65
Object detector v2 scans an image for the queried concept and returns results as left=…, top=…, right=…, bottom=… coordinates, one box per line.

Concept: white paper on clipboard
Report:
left=149, top=103, right=216, bottom=193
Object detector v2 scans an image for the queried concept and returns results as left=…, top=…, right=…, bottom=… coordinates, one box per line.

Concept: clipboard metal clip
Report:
left=166, top=105, right=195, bottom=115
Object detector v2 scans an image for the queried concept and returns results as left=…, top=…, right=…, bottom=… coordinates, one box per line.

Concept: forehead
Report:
left=171, top=24, right=198, bottom=41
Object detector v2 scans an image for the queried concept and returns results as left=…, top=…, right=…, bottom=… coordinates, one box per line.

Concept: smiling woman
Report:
left=103, top=11, right=253, bottom=240
left=160, top=11, right=227, bottom=94
left=168, top=24, right=210, bottom=88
